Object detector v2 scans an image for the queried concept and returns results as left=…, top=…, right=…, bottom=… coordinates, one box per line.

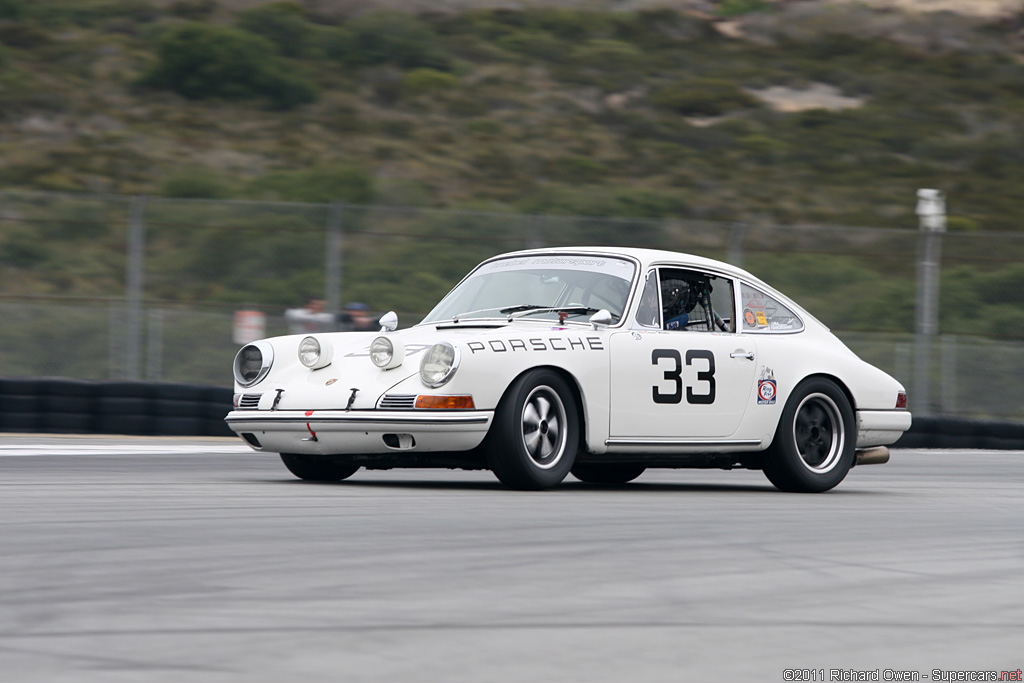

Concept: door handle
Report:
left=730, top=351, right=755, bottom=361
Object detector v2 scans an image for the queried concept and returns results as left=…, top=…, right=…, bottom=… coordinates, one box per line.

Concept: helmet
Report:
left=661, top=279, right=697, bottom=318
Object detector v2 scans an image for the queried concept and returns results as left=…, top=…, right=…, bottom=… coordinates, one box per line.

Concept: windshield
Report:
left=422, top=255, right=637, bottom=324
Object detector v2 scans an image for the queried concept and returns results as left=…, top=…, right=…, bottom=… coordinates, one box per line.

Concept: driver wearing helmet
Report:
left=662, top=278, right=696, bottom=330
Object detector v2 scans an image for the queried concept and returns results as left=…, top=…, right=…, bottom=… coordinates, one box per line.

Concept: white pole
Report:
left=914, top=189, right=945, bottom=416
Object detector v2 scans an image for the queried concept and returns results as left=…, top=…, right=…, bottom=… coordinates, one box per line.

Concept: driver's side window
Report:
left=634, top=268, right=734, bottom=332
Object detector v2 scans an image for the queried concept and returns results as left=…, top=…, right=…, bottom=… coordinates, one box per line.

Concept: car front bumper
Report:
left=225, top=409, right=494, bottom=455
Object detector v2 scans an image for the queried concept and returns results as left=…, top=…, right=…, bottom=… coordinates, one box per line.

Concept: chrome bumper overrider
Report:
left=225, top=410, right=494, bottom=455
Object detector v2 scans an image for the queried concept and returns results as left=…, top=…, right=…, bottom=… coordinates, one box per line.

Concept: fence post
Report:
left=728, top=222, right=747, bottom=267
left=325, top=201, right=344, bottom=317
left=527, top=215, right=544, bottom=249
left=124, top=195, right=147, bottom=381
left=914, top=189, right=945, bottom=417
left=108, top=300, right=122, bottom=379
left=940, top=334, right=956, bottom=415
left=146, top=308, right=164, bottom=382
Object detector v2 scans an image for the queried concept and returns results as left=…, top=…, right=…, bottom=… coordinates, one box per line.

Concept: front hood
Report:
left=236, top=319, right=600, bottom=411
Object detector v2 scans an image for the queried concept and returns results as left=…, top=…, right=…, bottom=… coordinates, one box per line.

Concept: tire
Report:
left=280, top=454, right=359, bottom=482
left=571, top=462, right=646, bottom=485
left=486, top=369, right=579, bottom=490
left=762, top=378, right=855, bottom=493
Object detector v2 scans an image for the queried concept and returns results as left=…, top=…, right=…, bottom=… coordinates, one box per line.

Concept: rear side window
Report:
left=740, top=283, right=803, bottom=333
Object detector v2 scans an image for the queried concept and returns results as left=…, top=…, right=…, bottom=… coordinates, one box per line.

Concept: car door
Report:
left=609, top=268, right=759, bottom=441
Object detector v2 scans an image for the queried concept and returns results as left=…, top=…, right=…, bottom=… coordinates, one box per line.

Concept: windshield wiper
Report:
left=509, top=305, right=602, bottom=320
left=450, top=306, right=524, bottom=322
left=499, top=304, right=548, bottom=314
left=451, top=304, right=604, bottom=323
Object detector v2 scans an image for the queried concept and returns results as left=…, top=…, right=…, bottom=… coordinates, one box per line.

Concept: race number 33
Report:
left=651, top=349, right=716, bottom=405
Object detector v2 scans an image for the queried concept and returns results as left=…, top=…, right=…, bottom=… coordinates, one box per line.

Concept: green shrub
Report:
left=651, top=78, right=760, bottom=117
left=401, top=68, right=458, bottom=95
left=318, top=25, right=354, bottom=62
left=945, top=216, right=980, bottom=232
left=168, top=0, right=215, bottom=20
left=236, top=2, right=311, bottom=58
left=160, top=167, right=232, bottom=199
left=141, top=23, right=316, bottom=109
left=572, top=39, right=642, bottom=72
left=718, top=0, right=771, bottom=17
left=24, top=0, right=157, bottom=26
left=0, top=22, right=51, bottom=48
left=496, top=29, right=566, bottom=62
left=529, top=9, right=614, bottom=41
left=739, top=134, right=789, bottom=160
left=545, top=155, right=607, bottom=184
left=246, top=165, right=374, bottom=204
left=0, top=227, right=50, bottom=267
left=466, top=118, right=502, bottom=135
left=347, top=11, right=450, bottom=70
left=0, top=0, right=25, bottom=20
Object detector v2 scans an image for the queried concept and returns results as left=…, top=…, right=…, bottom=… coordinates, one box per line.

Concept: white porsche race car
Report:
left=226, top=247, right=911, bottom=492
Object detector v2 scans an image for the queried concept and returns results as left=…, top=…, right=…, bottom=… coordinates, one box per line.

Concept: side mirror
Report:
left=589, top=309, right=613, bottom=329
left=378, top=311, right=398, bottom=333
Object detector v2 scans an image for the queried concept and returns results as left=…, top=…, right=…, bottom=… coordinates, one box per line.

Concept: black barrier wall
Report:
left=893, top=417, right=1024, bottom=451
left=0, top=378, right=233, bottom=437
left=1, top=377, right=1022, bottom=447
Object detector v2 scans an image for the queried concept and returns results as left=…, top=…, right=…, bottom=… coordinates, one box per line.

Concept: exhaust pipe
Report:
left=855, top=446, right=890, bottom=466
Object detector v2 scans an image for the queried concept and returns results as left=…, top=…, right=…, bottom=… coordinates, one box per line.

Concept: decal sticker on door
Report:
left=757, top=366, right=777, bottom=405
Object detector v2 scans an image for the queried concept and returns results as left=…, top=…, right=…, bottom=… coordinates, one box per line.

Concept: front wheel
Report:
left=762, top=378, right=855, bottom=493
left=486, top=369, right=579, bottom=490
left=280, top=454, right=359, bottom=482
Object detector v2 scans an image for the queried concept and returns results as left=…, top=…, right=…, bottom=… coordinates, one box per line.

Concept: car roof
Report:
left=493, top=246, right=765, bottom=287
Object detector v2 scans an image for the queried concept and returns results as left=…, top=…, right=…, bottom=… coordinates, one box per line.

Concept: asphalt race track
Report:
left=1, top=436, right=1021, bottom=682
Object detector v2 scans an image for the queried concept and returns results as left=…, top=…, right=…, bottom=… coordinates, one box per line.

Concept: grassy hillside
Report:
left=1, top=0, right=1022, bottom=226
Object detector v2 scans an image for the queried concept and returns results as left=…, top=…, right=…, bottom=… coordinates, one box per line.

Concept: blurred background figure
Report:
left=285, top=298, right=335, bottom=334
left=340, top=302, right=377, bottom=332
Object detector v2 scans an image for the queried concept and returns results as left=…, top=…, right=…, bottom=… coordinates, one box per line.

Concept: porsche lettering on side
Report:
left=225, top=247, right=911, bottom=492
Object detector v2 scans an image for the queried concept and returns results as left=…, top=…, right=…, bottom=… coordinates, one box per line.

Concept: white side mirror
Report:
left=378, top=311, right=398, bottom=333
left=589, top=309, right=613, bottom=329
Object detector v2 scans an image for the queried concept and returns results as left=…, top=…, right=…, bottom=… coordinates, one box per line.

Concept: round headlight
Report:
left=298, top=337, right=321, bottom=368
left=233, top=341, right=274, bottom=387
left=369, top=337, right=393, bottom=367
left=298, top=336, right=334, bottom=370
left=420, top=342, right=460, bottom=388
left=370, top=336, right=405, bottom=370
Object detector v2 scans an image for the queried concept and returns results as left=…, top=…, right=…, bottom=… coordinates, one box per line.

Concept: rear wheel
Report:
left=762, top=378, right=854, bottom=493
left=486, top=370, right=579, bottom=490
left=571, top=462, right=646, bottom=484
left=280, top=454, right=359, bottom=482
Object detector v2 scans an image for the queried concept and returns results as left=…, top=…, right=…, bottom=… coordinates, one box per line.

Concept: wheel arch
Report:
left=761, top=372, right=857, bottom=451
left=496, top=364, right=589, bottom=452
left=796, top=372, right=857, bottom=413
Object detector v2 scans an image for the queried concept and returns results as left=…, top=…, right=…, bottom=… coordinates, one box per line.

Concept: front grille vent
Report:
left=379, top=394, right=417, bottom=410
left=238, top=393, right=262, bottom=410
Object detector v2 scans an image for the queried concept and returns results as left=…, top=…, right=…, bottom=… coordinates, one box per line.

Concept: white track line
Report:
left=0, top=443, right=253, bottom=457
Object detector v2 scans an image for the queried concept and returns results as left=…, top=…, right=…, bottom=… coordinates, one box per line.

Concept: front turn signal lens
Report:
left=415, top=395, right=475, bottom=410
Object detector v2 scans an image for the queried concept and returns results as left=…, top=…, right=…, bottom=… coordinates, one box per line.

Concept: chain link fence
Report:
left=2, top=190, right=1023, bottom=421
